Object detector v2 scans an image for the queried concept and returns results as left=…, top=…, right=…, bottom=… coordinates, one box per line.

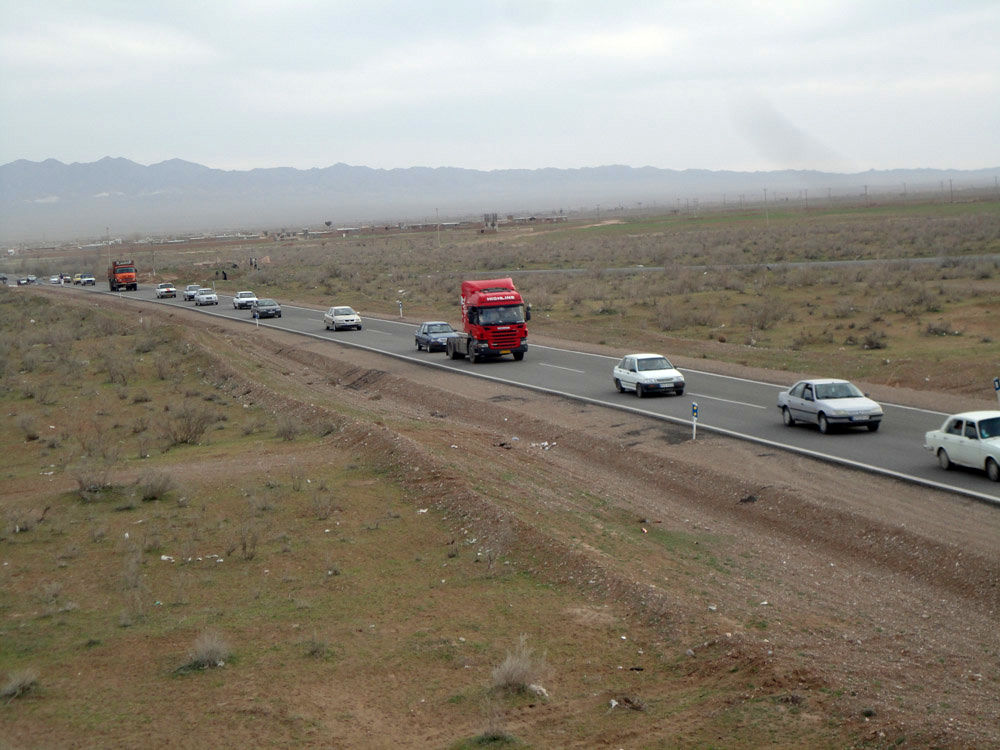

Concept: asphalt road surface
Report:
left=84, top=284, right=1000, bottom=506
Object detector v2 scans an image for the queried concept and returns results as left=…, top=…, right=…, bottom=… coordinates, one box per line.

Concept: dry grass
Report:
left=179, top=630, right=232, bottom=672
left=490, top=635, right=547, bottom=694
left=1, top=669, right=38, bottom=702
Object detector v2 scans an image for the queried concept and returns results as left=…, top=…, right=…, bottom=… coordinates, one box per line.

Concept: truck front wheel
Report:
left=513, top=351, right=524, bottom=361
left=468, top=346, right=478, bottom=364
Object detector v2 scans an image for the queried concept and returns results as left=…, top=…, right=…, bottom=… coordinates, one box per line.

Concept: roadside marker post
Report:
left=397, top=299, right=404, bottom=318
left=994, top=377, right=999, bottom=406
left=692, top=402, right=698, bottom=440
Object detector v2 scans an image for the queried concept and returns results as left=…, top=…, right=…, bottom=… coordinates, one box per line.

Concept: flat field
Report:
left=2, top=199, right=999, bottom=747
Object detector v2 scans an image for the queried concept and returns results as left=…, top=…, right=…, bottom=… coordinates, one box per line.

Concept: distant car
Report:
left=17, top=277, right=30, bottom=285
left=79, top=273, right=96, bottom=286
left=924, top=411, right=1000, bottom=481
left=252, top=298, right=282, bottom=318
left=155, top=282, right=177, bottom=298
left=26, top=275, right=37, bottom=284
left=777, top=378, right=882, bottom=433
left=323, top=305, right=362, bottom=331
left=613, top=353, right=685, bottom=397
left=415, top=321, right=458, bottom=351
left=72, top=273, right=84, bottom=284
left=232, top=290, right=258, bottom=309
left=193, top=288, right=218, bottom=306
left=49, top=275, right=61, bottom=285
left=182, top=284, right=202, bottom=301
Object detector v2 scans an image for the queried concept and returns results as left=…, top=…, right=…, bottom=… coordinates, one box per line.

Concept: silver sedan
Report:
left=777, top=378, right=883, bottom=433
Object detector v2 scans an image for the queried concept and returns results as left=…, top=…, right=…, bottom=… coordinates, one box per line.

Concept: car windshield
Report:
left=333, top=307, right=355, bottom=315
left=478, top=304, right=524, bottom=325
left=637, top=357, right=672, bottom=371
left=238, top=292, right=254, bottom=297
left=426, top=323, right=453, bottom=333
left=258, top=299, right=276, bottom=306
left=815, top=382, right=864, bottom=399
left=158, top=283, right=171, bottom=288
left=199, top=289, right=213, bottom=294
left=978, top=417, right=1000, bottom=439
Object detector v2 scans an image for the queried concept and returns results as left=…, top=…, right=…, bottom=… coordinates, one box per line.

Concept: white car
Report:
left=613, top=353, right=685, bottom=397
left=155, top=282, right=177, bottom=298
left=777, top=378, right=882, bottom=433
left=182, top=284, right=202, bottom=301
left=232, top=290, right=258, bottom=309
left=924, top=411, right=1000, bottom=481
left=323, top=305, right=362, bottom=331
left=193, top=288, right=218, bottom=306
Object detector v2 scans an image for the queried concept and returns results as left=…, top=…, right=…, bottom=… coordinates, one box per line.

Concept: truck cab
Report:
left=446, top=278, right=530, bottom=363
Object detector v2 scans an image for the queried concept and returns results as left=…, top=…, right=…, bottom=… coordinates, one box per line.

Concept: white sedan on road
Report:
left=777, top=378, right=883, bottom=433
left=323, top=305, right=362, bottom=331
left=194, top=288, right=219, bottom=306
left=613, top=353, right=685, bottom=397
left=924, top=411, right=1000, bottom=481
left=232, top=290, right=258, bottom=309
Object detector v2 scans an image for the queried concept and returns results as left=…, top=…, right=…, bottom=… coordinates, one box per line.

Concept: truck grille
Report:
left=488, top=330, right=521, bottom=348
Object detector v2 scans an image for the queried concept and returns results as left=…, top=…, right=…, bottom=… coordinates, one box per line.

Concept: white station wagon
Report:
left=924, top=411, right=1000, bottom=481
left=613, top=353, right=685, bottom=397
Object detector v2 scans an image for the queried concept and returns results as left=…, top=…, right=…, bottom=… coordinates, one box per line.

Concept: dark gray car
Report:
left=415, top=321, right=458, bottom=351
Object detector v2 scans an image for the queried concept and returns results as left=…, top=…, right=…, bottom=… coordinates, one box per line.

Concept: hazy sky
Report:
left=2, top=1, right=998, bottom=173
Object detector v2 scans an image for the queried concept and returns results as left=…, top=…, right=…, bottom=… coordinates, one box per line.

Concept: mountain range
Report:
left=1, top=157, right=998, bottom=243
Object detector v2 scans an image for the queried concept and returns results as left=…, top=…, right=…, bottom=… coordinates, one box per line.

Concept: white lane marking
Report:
left=539, top=362, right=585, bottom=374
left=690, top=393, right=767, bottom=409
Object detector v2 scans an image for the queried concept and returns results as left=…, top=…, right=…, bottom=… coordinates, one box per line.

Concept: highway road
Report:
left=85, top=284, right=1000, bottom=506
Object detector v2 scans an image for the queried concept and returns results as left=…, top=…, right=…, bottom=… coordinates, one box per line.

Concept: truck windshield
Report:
left=117, top=267, right=136, bottom=274
left=478, top=305, right=524, bottom=325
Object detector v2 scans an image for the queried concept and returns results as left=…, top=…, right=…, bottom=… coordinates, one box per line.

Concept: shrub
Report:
left=179, top=630, right=231, bottom=671
left=162, top=401, right=218, bottom=446
left=490, top=635, right=547, bottom=694
left=276, top=414, right=302, bottom=441
left=136, top=470, right=176, bottom=502
left=17, top=415, right=39, bottom=441
left=1, top=669, right=38, bottom=701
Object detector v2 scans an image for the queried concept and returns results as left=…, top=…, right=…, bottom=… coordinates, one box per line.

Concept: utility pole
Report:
left=763, top=187, right=769, bottom=227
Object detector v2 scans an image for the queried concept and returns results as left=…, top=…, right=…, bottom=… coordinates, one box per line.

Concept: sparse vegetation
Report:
left=1, top=669, right=39, bottom=702
left=490, top=635, right=547, bottom=694
left=178, top=630, right=231, bottom=671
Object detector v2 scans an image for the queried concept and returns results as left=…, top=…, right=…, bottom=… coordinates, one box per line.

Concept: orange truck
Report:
left=107, top=260, right=138, bottom=291
left=445, top=278, right=530, bottom=363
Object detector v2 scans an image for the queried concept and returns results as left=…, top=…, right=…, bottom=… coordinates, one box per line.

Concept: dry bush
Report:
left=135, top=470, right=176, bottom=502
left=179, top=630, right=231, bottom=671
left=162, top=401, right=218, bottom=446
left=1, top=669, right=38, bottom=702
left=276, top=414, right=302, bottom=441
left=69, top=458, right=117, bottom=501
left=17, top=415, right=39, bottom=441
left=490, top=634, right=547, bottom=694
left=97, top=349, right=134, bottom=386
left=239, top=519, right=258, bottom=560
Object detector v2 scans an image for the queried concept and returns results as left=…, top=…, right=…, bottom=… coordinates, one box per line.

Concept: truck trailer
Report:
left=446, top=278, right=530, bottom=363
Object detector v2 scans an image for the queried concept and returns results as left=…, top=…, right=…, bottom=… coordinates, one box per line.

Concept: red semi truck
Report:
left=107, top=260, right=138, bottom=291
left=446, top=278, right=530, bottom=363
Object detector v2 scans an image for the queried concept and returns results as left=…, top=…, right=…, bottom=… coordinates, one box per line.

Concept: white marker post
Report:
left=994, top=377, right=999, bottom=406
left=397, top=299, right=403, bottom=318
left=691, top=402, right=698, bottom=440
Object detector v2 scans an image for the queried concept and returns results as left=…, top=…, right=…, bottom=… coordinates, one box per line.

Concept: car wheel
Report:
left=325, top=322, right=330, bottom=330
left=986, top=457, right=999, bottom=482
left=614, top=378, right=624, bottom=393
left=276, top=312, right=281, bottom=317
left=937, top=449, right=951, bottom=470
left=674, top=387, right=684, bottom=396
left=416, top=340, right=422, bottom=350
left=818, top=413, right=829, bottom=434
left=636, top=383, right=645, bottom=398
left=468, top=347, right=477, bottom=364
left=867, top=421, right=880, bottom=432
left=513, top=351, right=524, bottom=361
left=782, top=407, right=795, bottom=427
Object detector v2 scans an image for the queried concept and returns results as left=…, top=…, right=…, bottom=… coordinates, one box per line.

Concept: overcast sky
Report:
left=2, top=1, right=998, bottom=173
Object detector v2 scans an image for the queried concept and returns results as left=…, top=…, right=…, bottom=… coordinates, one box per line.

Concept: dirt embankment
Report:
left=45, top=290, right=1000, bottom=745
